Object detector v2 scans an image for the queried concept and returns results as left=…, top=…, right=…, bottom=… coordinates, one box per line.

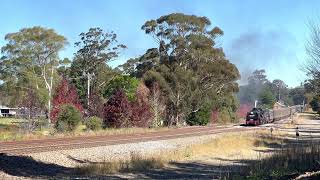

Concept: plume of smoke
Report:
left=226, top=29, right=299, bottom=86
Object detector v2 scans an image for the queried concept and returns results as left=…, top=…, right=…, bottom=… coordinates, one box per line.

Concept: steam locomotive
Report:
left=245, top=105, right=304, bottom=126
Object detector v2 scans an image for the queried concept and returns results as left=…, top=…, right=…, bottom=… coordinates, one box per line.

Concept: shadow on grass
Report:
left=0, top=153, right=125, bottom=179
left=0, top=153, right=73, bottom=179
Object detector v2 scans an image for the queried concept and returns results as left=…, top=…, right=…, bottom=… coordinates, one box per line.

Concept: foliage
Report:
left=304, top=20, right=320, bottom=94
left=50, top=79, right=83, bottom=123
left=0, top=26, right=68, bottom=123
left=85, top=116, right=103, bottom=131
left=70, top=57, right=118, bottom=106
left=137, top=13, right=240, bottom=125
left=55, top=104, right=82, bottom=132
left=239, top=69, right=300, bottom=108
left=186, top=105, right=211, bottom=126
left=237, top=104, right=252, bottom=118
left=238, top=69, right=268, bottom=105
left=103, top=75, right=139, bottom=101
left=149, top=83, right=166, bottom=127
left=104, top=89, right=131, bottom=128
left=310, top=96, right=320, bottom=113
left=130, top=83, right=153, bottom=127
left=289, top=86, right=306, bottom=105
left=19, top=89, right=44, bottom=119
left=259, top=88, right=276, bottom=109
left=72, top=27, right=126, bottom=107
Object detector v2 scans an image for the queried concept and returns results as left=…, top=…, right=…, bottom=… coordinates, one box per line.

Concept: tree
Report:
left=270, top=79, right=288, bottom=101
left=130, top=83, right=153, bottom=127
left=103, top=89, right=131, bottom=128
left=259, top=88, right=276, bottom=109
left=103, top=75, right=139, bottom=101
left=139, top=13, right=240, bottom=125
left=73, top=27, right=126, bottom=108
left=310, top=96, right=320, bottom=113
left=149, top=83, right=166, bottom=127
left=55, top=104, right=82, bottom=132
left=186, top=104, right=211, bottom=126
left=289, top=86, right=306, bottom=105
left=238, top=69, right=269, bottom=105
left=248, top=69, right=268, bottom=85
left=1, top=26, right=67, bottom=123
left=50, top=79, right=83, bottom=123
left=19, top=88, right=44, bottom=131
left=57, top=58, right=71, bottom=78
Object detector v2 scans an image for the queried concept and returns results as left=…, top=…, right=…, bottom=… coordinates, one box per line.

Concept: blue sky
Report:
left=1, top=0, right=319, bottom=87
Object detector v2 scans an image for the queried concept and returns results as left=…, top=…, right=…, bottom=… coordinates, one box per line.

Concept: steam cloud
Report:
left=226, top=29, right=300, bottom=86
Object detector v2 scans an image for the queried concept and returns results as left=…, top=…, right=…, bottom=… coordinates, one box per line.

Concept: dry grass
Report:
left=0, top=118, right=170, bottom=141
left=76, top=130, right=320, bottom=179
left=76, top=132, right=278, bottom=175
left=76, top=153, right=166, bottom=174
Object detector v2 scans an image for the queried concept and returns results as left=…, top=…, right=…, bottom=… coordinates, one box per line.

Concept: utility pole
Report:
left=87, top=72, right=94, bottom=108
left=83, top=71, right=94, bottom=108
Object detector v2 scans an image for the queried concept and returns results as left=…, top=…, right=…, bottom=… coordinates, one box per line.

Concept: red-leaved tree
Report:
left=50, top=79, right=83, bottom=123
left=130, top=83, right=153, bottom=127
left=104, top=89, right=131, bottom=128
left=210, top=110, right=219, bottom=124
left=237, top=104, right=252, bottom=118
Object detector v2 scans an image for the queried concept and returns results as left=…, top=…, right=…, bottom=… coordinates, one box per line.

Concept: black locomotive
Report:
left=245, top=105, right=304, bottom=126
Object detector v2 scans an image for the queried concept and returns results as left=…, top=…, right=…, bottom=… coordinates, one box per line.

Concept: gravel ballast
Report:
left=28, top=132, right=228, bottom=168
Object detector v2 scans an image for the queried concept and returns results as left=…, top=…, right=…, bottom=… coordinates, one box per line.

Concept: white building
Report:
left=0, top=105, right=17, bottom=117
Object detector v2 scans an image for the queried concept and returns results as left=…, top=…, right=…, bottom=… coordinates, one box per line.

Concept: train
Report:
left=245, top=105, right=304, bottom=126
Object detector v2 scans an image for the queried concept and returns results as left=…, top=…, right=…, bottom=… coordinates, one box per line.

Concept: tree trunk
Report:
left=43, top=65, right=54, bottom=124
left=87, top=73, right=91, bottom=108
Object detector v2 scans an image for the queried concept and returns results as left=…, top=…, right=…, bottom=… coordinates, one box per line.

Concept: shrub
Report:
left=310, top=96, right=320, bottom=113
left=51, top=79, right=83, bottom=123
left=130, top=83, right=153, bottom=127
left=103, top=75, right=139, bottom=101
left=187, top=105, right=211, bottom=126
left=55, top=104, right=82, bottom=132
left=85, top=116, right=103, bottom=131
left=104, top=89, right=131, bottom=128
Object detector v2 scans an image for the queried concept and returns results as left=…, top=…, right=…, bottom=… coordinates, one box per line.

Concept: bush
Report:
left=85, top=116, right=103, bottom=131
left=187, top=106, right=211, bottom=126
left=217, top=108, right=237, bottom=124
left=130, top=83, right=153, bottom=127
left=55, top=104, right=82, bottom=132
left=104, top=89, right=131, bottom=128
left=51, top=79, right=83, bottom=123
left=310, top=96, right=320, bottom=113
left=103, top=75, right=139, bottom=101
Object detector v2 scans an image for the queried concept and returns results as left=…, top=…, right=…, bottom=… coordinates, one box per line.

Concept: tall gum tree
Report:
left=0, top=26, right=67, bottom=123
left=140, top=13, right=240, bottom=125
left=72, top=27, right=126, bottom=108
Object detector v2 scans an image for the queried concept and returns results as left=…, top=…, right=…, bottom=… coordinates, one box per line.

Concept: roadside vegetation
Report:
left=76, top=130, right=320, bottom=179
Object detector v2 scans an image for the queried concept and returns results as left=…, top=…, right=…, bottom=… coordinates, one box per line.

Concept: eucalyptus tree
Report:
left=138, top=13, right=240, bottom=125
left=72, top=27, right=126, bottom=107
left=0, top=26, right=67, bottom=123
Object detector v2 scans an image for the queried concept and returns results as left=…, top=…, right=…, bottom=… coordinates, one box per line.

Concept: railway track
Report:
left=1, top=115, right=297, bottom=155
left=0, top=125, right=255, bottom=155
